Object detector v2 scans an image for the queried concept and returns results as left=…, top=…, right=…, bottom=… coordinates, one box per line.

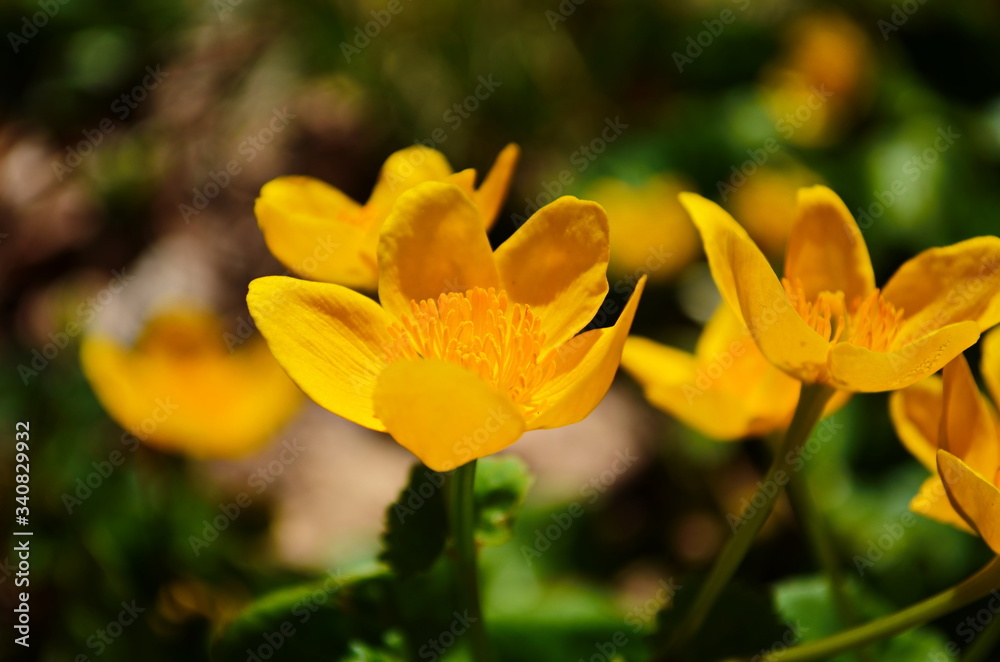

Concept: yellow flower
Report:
left=890, top=332, right=1000, bottom=552
left=622, top=305, right=802, bottom=440
left=247, top=181, right=645, bottom=471
left=726, top=163, right=821, bottom=256
left=682, top=185, right=1000, bottom=392
left=582, top=175, right=700, bottom=282
left=80, top=308, right=303, bottom=458
left=255, top=144, right=519, bottom=290
left=760, top=12, right=871, bottom=146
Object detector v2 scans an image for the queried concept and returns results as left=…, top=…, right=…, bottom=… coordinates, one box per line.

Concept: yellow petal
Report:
left=247, top=276, right=395, bottom=431
left=80, top=314, right=302, bottom=459
left=909, top=474, right=975, bottom=534
left=377, top=182, right=500, bottom=321
left=622, top=336, right=770, bottom=440
left=981, top=327, right=1000, bottom=407
left=938, top=450, right=1000, bottom=554
left=827, top=321, right=979, bottom=392
left=529, top=276, right=645, bottom=429
left=883, top=236, right=1000, bottom=343
left=784, top=186, right=875, bottom=303
left=373, top=359, right=526, bottom=471
left=364, top=146, right=455, bottom=220
left=681, top=193, right=830, bottom=382
left=472, top=143, right=520, bottom=229
left=940, top=354, right=1000, bottom=477
left=255, top=177, right=377, bottom=288
left=888, top=377, right=942, bottom=471
left=494, top=196, right=610, bottom=351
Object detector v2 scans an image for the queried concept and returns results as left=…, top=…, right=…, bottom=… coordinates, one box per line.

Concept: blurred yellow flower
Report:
left=81, top=308, right=302, bottom=458
left=890, top=333, right=1000, bottom=552
left=683, top=185, right=1000, bottom=392
left=727, top=164, right=821, bottom=255
left=622, top=305, right=801, bottom=440
left=583, top=175, right=700, bottom=282
left=248, top=181, right=645, bottom=471
left=255, top=144, right=519, bottom=290
left=760, top=12, right=872, bottom=147
left=622, top=305, right=847, bottom=440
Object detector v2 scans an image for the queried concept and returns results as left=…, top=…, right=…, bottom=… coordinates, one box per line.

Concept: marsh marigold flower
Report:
left=255, top=144, right=519, bottom=290
left=247, top=181, right=645, bottom=471
left=760, top=12, right=872, bottom=146
left=622, top=305, right=802, bottom=440
left=683, top=185, right=1000, bottom=392
left=80, top=308, right=302, bottom=458
left=890, top=331, right=1000, bottom=552
left=583, top=175, right=700, bottom=282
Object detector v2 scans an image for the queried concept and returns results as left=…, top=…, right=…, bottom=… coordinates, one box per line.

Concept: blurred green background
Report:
left=3, top=0, right=1000, bottom=660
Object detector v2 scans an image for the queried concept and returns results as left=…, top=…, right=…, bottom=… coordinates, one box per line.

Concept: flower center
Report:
left=782, top=278, right=904, bottom=352
left=384, top=287, right=556, bottom=414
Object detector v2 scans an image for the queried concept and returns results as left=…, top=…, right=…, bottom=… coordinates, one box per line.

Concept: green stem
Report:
left=663, top=383, right=835, bottom=656
left=448, top=460, right=492, bottom=662
left=785, top=472, right=873, bottom=662
left=721, top=556, right=1000, bottom=662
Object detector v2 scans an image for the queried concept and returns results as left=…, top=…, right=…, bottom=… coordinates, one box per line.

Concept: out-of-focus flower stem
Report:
left=786, top=472, right=873, bottom=662
left=725, top=556, right=1000, bottom=662
left=663, top=382, right=835, bottom=656
left=448, top=459, right=492, bottom=662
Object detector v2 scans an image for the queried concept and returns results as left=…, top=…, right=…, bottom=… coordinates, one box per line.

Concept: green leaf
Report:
left=379, top=464, right=449, bottom=578
left=211, top=568, right=397, bottom=662
left=474, top=455, right=533, bottom=547
left=774, top=575, right=951, bottom=661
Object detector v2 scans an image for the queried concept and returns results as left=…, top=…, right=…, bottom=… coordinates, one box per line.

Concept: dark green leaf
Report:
left=379, top=464, right=449, bottom=578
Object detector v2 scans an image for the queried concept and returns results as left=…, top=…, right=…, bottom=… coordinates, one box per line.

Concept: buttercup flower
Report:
left=890, top=331, right=1000, bottom=551
left=582, top=174, right=700, bottom=282
left=683, top=185, right=1000, bottom=392
left=255, top=144, right=519, bottom=289
left=248, top=181, right=645, bottom=471
left=622, top=305, right=847, bottom=440
left=760, top=12, right=872, bottom=146
left=81, top=308, right=302, bottom=458
left=622, top=305, right=800, bottom=440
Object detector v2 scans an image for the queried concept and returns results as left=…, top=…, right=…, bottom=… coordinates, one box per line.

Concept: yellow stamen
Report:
left=782, top=278, right=904, bottom=352
left=384, top=287, right=556, bottom=414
